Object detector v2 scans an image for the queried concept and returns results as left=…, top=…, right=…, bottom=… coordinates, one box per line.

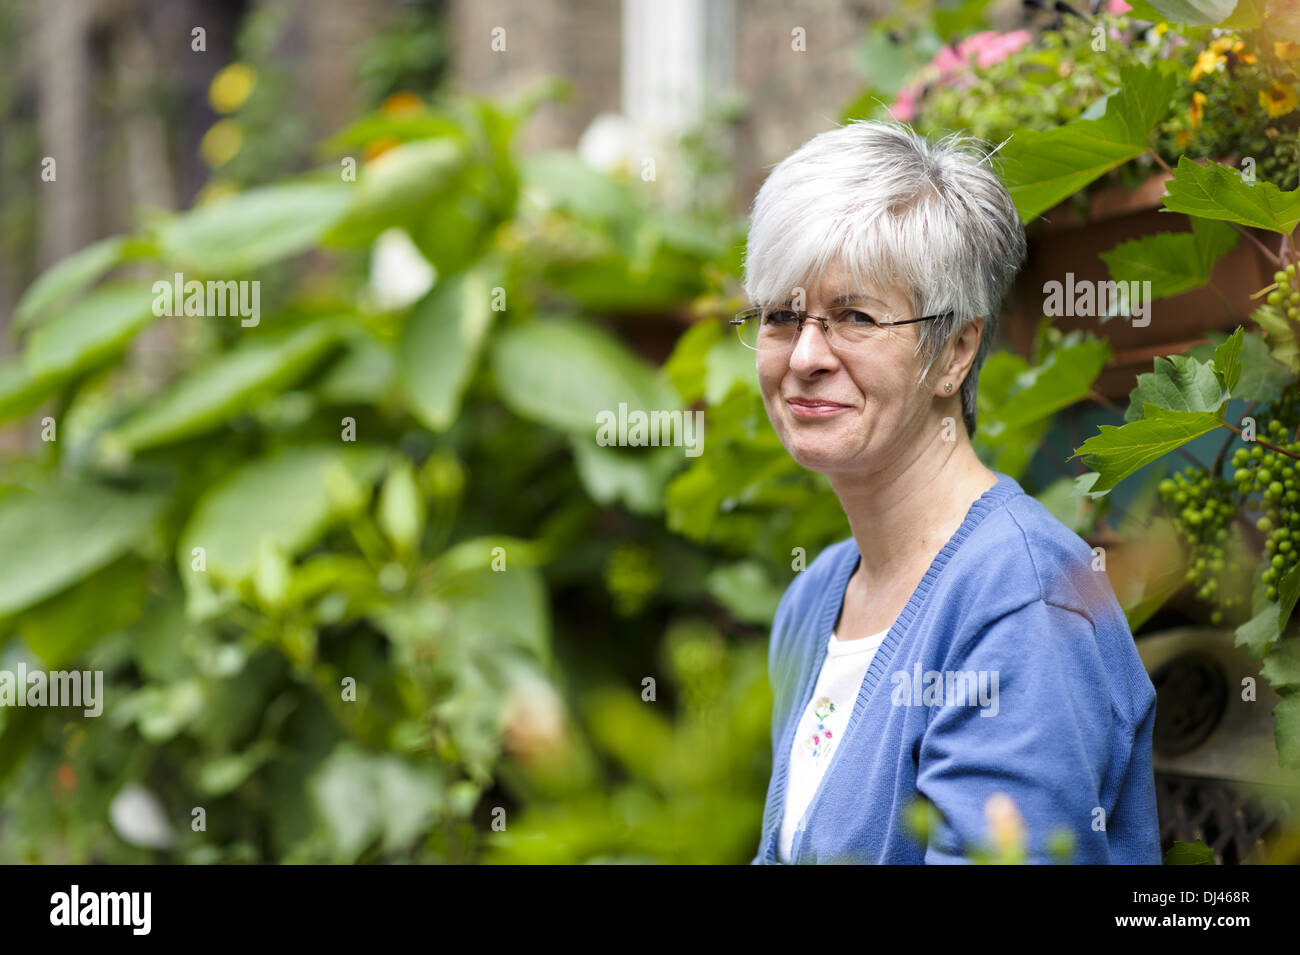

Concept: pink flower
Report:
left=1106, top=0, right=1132, bottom=12
left=890, top=84, right=919, bottom=121
left=974, top=29, right=1032, bottom=67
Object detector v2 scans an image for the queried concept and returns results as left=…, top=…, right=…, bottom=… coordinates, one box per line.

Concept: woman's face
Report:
left=756, top=261, right=939, bottom=477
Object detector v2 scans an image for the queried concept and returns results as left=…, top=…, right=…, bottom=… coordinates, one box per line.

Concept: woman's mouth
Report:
left=786, top=397, right=852, bottom=419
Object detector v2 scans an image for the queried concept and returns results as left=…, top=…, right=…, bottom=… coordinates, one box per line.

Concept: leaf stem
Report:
left=1146, top=147, right=1283, bottom=267
left=1218, top=419, right=1300, bottom=460
left=1213, top=401, right=1256, bottom=476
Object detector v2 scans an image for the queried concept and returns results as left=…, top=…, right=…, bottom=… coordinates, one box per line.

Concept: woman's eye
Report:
left=764, top=309, right=799, bottom=326
left=839, top=310, right=877, bottom=326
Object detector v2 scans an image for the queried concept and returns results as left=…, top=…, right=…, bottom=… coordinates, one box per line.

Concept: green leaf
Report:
left=1261, top=638, right=1300, bottom=689
left=432, top=539, right=550, bottom=662
left=492, top=318, right=679, bottom=435
left=1184, top=328, right=1290, bottom=402
left=1070, top=403, right=1222, bottom=494
left=1162, top=156, right=1300, bottom=234
left=0, top=482, right=165, bottom=617
left=1147, top=0, right=1237, bottom=25
left=1000, top=65, right=1177, bottom=221
left=12, top=235, right=129, bottom=330
left=399, top=267, right=498, bottom=431
left=310, top=743, right=445, bottom=861
left=160, top=181, right=353, bottom=273
left=178, top=445, right=386, bottom=589
left=1235, top=562, right=1300, bottom=658
left=377, top=458, right=425, bottom=554
left=1274, top=694, right=1300, bottom=769
left=315, top=333, right=396, bottom=405
left=105, top=322, right=344, bottom=453
left=569, top=437, right=683, bottom=516
left=0, top=358, right=61, bottom=423
left=15, top=557, right=148, bottom=668
left=1099, top=218, right=1238, bottom=300
left=1250, top=302, right=1300, bottom=374
left=706, top=560, right=783, bottom=625
left=324, top=139, right=465, bottom=249
left=1124, top=353, right=1228, bottom=423
left=520, top=150, right=637, bottom=227
left=981, top=337, right=1110, bottom=438
left=23, top=282, right=158, bottom=380
left=1212, top=326, right=1244, bottom=394
left=1164, top=839, right=1215, bottom=864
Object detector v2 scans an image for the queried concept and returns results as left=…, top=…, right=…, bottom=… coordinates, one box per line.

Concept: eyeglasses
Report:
left=730, top=305, right=952, bottom=352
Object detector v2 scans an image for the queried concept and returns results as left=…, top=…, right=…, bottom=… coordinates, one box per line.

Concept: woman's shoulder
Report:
left=956, top=488, right=1124, bottom=625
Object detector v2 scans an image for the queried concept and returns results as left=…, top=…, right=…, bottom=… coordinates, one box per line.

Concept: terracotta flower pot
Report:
left=1002, top=166, right=1278, bottom=403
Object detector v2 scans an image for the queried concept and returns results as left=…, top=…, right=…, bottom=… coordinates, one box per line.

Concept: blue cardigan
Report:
left=752, top=471, right=1162, bottom=864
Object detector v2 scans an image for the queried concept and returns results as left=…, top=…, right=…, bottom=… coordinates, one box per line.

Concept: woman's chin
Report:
left=783, top=435, right=859, bottom=474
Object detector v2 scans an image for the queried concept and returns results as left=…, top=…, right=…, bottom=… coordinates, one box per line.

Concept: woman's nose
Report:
left=788, top=318, right=838, bottom=372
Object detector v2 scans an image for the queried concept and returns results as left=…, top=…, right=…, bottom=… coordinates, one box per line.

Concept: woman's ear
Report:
left=947, top=316, right=983, bottom=382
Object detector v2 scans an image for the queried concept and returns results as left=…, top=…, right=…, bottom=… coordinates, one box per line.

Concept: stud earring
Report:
left=944, top=382, right=953, bottom=393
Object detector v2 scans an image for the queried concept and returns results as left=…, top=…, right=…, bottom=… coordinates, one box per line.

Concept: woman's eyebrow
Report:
left=830, top=293, right=889, bottom=307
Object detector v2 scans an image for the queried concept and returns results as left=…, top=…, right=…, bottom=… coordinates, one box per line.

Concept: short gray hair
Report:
left=741, top=120, right=1026, bottom=436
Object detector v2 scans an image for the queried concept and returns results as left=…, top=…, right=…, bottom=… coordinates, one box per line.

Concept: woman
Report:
left=740, top=120, right=1161, bottom=865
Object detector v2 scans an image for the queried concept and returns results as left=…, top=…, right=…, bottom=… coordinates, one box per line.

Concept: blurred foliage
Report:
left=0, top=79, right=773, bottom=863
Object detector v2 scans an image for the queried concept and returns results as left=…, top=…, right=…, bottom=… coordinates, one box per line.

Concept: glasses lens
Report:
left=828, top=307, right=880, bottom=347
left=742, top=308, right=797, bottom=350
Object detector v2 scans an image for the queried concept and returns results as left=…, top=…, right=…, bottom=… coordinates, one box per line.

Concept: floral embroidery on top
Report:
left=801, top=695, right=837, bottom=767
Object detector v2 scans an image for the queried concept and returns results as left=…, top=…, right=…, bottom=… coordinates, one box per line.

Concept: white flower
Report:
left=109, top=783, right=174, bottom=850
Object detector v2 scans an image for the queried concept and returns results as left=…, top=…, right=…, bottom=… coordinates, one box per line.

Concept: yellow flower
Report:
left=1276, top=41, right=1300, bottom=62
left=380, top=91, right=423, bottom=116
left=1188, top=90, right=1208, bottom=131
left=1191, top=48, right=1225, bottom=82
left=199, top=119, right=243, bottom=167
left=208, top=63, right=256, bottom=114
left=1175, top=129, right=1191, bottom=150
left=1260, top=82, right=1299, bottom=118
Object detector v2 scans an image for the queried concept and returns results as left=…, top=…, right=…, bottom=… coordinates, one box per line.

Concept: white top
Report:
left=776, top=626, right=890, bottom=863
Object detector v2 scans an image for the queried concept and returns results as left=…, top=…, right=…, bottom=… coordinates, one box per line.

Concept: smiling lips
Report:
left=786, top=396, right=852, bottom=419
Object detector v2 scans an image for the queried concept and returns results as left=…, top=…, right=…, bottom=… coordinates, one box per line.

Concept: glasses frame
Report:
left=729, top=305, right=953, bottom=352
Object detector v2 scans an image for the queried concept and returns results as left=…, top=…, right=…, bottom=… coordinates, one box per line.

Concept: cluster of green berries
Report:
left=1157, top=469, right=1239, bottom=625
left=1265, top=265, right=1299, bottom=318
left=1232, top=426, right=1300, bottom=603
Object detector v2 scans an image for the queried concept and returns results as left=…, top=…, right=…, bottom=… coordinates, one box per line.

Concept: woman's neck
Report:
left=827, top=434, right=997, bottom=587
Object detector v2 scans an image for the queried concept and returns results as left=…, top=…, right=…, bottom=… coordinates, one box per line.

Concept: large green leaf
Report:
left=0, top=358, right=61, bottom=422
left=160, top=181, right=353, bottom=273
left=105, top=322, right=344, bottom=453
left=1123, top=353, right=1229, bottom=422
left=178, top=445, right=387, bottom=587
left=310, top=743, right=446, bottom=862
left=1184, top=328, right=1290, bottom=402
left=323, top=139, right=465, bottom=249
left=17, top=557, right=148, bottom=668
left=1162, top=156, right=1300, bottom=234
left=491, top=318, right=680, bottom=435
left=0, top=482, right=165, bottom=617
left=12, top=235, right=131, bottom=331
left=432, top=537, right=550, bottom=662
left=520, top=151, right=637, bottom=227
left=999, top=65, right=1177, bottom=221
left=23, top=281, right=158, bottom=380
left=1147, top=0, right=1237, bottom=25
left=1070, top=403, right=1222, bottom=494
left=981, top=337, right=1110, bottom=438
left=1100, top=218, right=1238, bottom=300
left=399, top=267, right=498, bottom=431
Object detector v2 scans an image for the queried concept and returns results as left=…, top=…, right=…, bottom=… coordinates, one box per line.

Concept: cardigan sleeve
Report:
left=914, top=597, right=1139, bottom=864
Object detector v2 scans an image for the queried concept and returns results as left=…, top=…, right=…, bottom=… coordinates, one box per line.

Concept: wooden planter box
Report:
left=1002, top=169, right=1278, bottom=402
